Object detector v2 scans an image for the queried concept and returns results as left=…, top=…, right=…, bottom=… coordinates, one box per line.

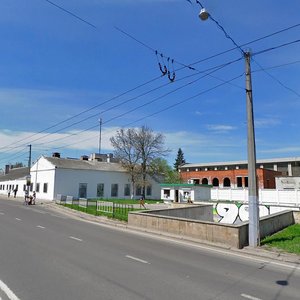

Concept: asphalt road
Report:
left=0, top=198, right=299, bottom=300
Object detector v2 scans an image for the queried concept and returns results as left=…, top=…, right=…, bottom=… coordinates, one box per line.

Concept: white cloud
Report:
left=255, top=118, right=281, bottom=128
left=206, top=124, right=237, bottom=132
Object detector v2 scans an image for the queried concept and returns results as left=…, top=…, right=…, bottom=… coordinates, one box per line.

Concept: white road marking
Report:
left=0, top=212, right=4, bottom=215
left=15, top=218, right=21, bottom=221
left=126, top=255, right=149, bottom=264
left=36, top=225, right=45, bottom=229
left=69, top=236, right=82, bottom=242
left=0, top=278, right=21, bottom=300
left=241, top=293, right=263, bottom=300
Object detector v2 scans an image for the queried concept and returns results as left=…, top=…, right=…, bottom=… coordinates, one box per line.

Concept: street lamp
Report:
left=199, top=8, right=260, bottom=247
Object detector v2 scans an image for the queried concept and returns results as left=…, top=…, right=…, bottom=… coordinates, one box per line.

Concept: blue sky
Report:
left=0, top=0, right=300, bottom=170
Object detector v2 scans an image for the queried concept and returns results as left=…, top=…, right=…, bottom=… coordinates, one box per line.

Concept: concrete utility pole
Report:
left=98, top=118, right=102, bottom=154
left=245, top=51, right=260, bottom=247
left=28, top=144, right=32, bottom=169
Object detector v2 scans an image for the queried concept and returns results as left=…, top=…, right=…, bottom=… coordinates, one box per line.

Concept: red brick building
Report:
left=179, top=166, right=281, bottom=189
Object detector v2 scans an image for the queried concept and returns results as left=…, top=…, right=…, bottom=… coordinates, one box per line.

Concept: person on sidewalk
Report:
left=139, top=196, right=146, bottom=209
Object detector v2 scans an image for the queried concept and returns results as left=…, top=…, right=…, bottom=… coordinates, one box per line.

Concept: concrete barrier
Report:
left=128, top=208, right=300, bottom=249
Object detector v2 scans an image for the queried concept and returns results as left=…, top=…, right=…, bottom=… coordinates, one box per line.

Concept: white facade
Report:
left=161, top=184, right=211, bottom=203
left=29, top=156, right=161, bottom=201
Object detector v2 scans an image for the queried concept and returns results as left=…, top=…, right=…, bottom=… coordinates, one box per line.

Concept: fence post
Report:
left=113, top=202, right=115, bottom=219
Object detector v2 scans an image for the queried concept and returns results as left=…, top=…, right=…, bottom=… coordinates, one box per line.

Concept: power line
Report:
left=1, top=57, right=242, bottom=155
left=44, top=0, right=97, bottom=29
left=44, top=73, right=244, bottom=151
left=33, top=58, right=242, bottom=149
left=182, top=22, right=300, bottom=71
left=0, top=75, right=163, bottom=152
left=252, top=58, right=300, bottom=99
left=253, top=39, right=300, bottom=56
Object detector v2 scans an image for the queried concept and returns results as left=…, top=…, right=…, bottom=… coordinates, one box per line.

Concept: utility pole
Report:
left=98, top=118, right=102, bottom=154
left=26, top=144, right=32, bottom=197
left=28, top=144, right=32, bottom=169
left=245, top=51, right=260, bottom=247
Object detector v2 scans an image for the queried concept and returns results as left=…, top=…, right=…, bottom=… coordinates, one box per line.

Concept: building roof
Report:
left=44, top=156, right=127, bottom=172
left=0, top=167, right=29, bottom=181
left=180, top=156, right=300, bottom=168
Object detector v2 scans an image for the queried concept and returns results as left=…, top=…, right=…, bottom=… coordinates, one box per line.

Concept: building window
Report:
left=237, top=177, right=243, bottom=188
left=163, top=189, right=170, bottom=198
left=136, top=185, right=142, bottom=196
left=212, top=178, right=219, bottom=187
left=146, top=185, right=152, bottom=196
left=78, top=183, right=87, bottom=198
left=30, top=183, right=33, bottom=192
left=43, top=183, right=48, bottom=193
left=223, top=178, right=231, bottom=187
left=201, top=178, right=208, bottom=185
left=23, top=185, right=26, bottom=191
left=111, top=184, right=118, bottom=197
left=97, top=183, right=104, bottom=198
left=244, top=177, right=248, bottom=188
left=124, top=184, right=131, bottom=196
left=36, top=183, right=40, bottom=193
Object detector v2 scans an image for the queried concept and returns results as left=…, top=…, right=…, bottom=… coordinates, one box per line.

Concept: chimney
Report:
left=5, top=164, right=10, bottom=175
left=80, top=155, right=89, bottom=161
left=52, top=152, right=61, bottom=158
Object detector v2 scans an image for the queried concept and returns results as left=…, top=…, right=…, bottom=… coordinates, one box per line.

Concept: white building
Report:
left=0, top=154, right=162, bottom=201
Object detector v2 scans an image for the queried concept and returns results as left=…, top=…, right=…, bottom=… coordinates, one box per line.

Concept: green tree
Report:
left=149, top=158, right=181, bottom=184
left=174, top=148, right=186, bottom=171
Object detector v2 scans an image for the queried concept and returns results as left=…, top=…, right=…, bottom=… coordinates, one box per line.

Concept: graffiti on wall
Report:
left=215, top=202, right=281, bottom=224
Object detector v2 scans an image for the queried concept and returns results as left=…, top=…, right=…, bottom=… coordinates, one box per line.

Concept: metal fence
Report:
left=55, top=196, right=134, bottom=218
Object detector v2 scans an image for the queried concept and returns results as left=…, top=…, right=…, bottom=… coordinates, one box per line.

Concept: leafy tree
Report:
left=174, top=148, right=186, bottom=171
left=149, top=158, right=181, bottom=184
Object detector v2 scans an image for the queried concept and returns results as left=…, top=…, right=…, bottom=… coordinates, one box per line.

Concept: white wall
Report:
left=211, top=188, right=300, bottom=206
left=0, top=179, right=26, bottom=198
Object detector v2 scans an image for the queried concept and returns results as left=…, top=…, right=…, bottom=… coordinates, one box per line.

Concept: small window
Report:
left=124, top=184, right=131, bottom=196
left=30, top=183, right=33, bottom=192
left=78, top=183, right=87, bottom=198
left=146, top=185, right=152, bottom=196
left=97, top=183, right=104, bottom=198
left=111, top=184, right=118, bottom=197
left=36, top=183, right=40, bottom=193
left=43, top=183, right=48, bottom=193
left=237, top=177, right=243, bottom=188
left=135, top=185, right=142, bottom=196
left=244, top=177, right=248, bottom=188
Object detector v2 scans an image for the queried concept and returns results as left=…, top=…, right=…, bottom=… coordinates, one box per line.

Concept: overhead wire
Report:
left=33, top=57, right=243, bottom=149
left=46, top=72, right=244, bottom=151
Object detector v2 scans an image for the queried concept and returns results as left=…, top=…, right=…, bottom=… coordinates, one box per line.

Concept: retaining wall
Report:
left=128, top=208, right=300, bottom=249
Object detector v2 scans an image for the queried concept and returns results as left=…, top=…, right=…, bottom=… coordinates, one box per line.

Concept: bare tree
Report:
left=133, top=126, right=169, bottom=197
left=110, top=128, right=140, bottom=199
left=110, top=126, right=169, bottom=198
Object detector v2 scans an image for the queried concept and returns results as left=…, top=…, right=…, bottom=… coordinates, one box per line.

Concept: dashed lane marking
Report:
left=0, top=279, right=21, bottom=300
left=15, top=218, right=21, bottom=221
left=69, top=236, right=82, bottom=242
left=241, top=293, right=263, bottom=300
left=36, top=225, right=45, bottom=229
left=126, top=255, right=149, bottom=264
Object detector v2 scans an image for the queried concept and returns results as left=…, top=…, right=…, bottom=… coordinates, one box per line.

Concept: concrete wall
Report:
left=128, top=209, right=246, bottom=248
left=128, top=209, right=300, bottom=249
left=147, top=205, right=213, bottom=222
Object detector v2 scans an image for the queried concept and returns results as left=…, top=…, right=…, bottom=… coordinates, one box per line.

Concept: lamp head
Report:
left=199, top=8, right=209, bottom=21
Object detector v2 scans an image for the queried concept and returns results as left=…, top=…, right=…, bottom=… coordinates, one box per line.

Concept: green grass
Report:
left=89, top=198, right=163, bottom=204
left=261, top=224, right=300, bottom=255
left=62, top=203, right=146, bottom=222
